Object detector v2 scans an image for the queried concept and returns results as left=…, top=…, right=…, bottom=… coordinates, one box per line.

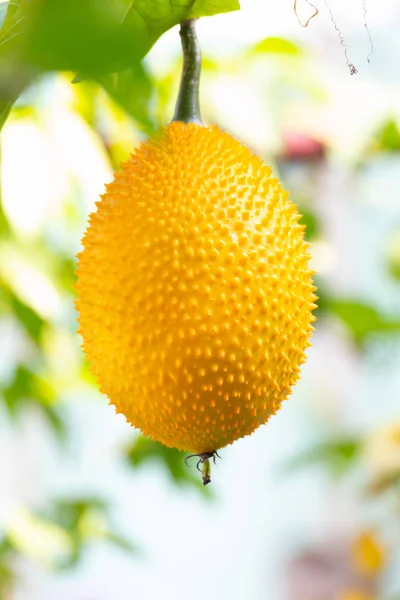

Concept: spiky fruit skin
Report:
left=76, top=122, right=316, bottom=454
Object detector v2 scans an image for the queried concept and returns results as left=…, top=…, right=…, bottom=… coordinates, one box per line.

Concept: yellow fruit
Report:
left=76, top=122, right=316, bottom=454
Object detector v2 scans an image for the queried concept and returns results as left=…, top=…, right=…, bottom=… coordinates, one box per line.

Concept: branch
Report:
left=172, top=19, right=203, bottom=125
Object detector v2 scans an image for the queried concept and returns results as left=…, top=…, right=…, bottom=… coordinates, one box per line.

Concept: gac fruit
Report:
left=76, top=122, right=316, bottom=454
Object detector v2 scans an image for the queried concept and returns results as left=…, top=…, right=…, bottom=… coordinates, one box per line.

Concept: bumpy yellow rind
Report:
left=76, top=122, right=317, bottom=453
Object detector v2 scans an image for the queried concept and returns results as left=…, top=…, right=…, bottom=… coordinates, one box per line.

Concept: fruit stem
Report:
left=201, top=458, right=211, bottom=486
left=172, top=19, right=203, bottom=125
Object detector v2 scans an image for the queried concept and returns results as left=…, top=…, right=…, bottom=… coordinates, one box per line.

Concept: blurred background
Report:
left=1, top=0, right=400, bottom=598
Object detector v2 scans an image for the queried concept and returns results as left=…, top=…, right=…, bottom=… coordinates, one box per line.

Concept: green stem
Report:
left=172, top=19, right=203, bottom=125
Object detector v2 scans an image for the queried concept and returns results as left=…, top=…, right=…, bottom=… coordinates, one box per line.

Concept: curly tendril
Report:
left=294, top=0, right=366, bottom=75
left=362, top=0, right=374, bottom=63
left=321, top=0, right=358, bottom=75
left=294, top=0, right=319, bottom=27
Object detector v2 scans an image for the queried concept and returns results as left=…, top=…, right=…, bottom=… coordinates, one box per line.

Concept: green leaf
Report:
left=8, top=290, right=46, bottom=344
left=0, top=0, right=26, bottom=47
left=0, top=0, right=34, bottom=82
left=39, top=404, right=66, bottom=440
left=0, top=62, right=34, bottom=133
left=126, top=436, right=210, bottom=493
left=0, top=536, right=16, bottom=598
left=387, top=229, right=400, bottom=281
left=0, top=562, right=15, bottom=597
left=316, top=291, right=400, bottom=346
left=98, top=63, right=156, bottom=132
left=0, top=0, right=25, bottom=32
left=252, top=36, right=302, bottom=56
left=126, top=0, right=240, bottom=45
left=104, top=532, right=136, bottom=554
left=188, top=0, right=241, bottom=18
left=50, top=498, right=107, bottom=531
left=3, top=365, right=54, bottom=408
left=110, top=0, right=240, bottom=84
left=0, top=100, right=13, bottom=129
left=0, top=12, right=35, bottom=133
left=0, top=0, right=239, bottom=130
left=55, top=257, right=77, bottom=296
left=327, top=300, right=400, bottom=345
left=1, top=365, right=65, bottom=437
left=298, top=209, right=319, bottom=241
left=282, top=437, right=361, bottom=478
left=19, top=0, right=137, bottom=73
left=375, top=120, right=400, bottom=153
left=0, top=200, right=10, bottom=236
left=43, top=497, right=136, bottom=568
left=0, top=0, right=240, bottom=73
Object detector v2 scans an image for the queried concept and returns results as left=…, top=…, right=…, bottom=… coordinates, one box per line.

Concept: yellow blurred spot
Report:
left=363, top=423, right=400, bottom=489
left=351, top=530, right=386, bottom=576
left=337, top=590, right=375, bottom=600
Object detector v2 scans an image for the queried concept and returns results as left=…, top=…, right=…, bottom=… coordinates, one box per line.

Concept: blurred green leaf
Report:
left=6, top=288, right=45, bottom=344
left=252, top=36, right=302, bottom=55
left=124, top=0, right=240, bottom=44
left=50, top=498, right=107, bottom=531
left=0, top=201, right=10, bottom=236
left=375, top=120, right=400, bottom=153
left=0, top=562, right=15, bottom=597
left=79, top=360, right=97, bottom=386
left=3, top=365, right=54, bottom=411
left=86, top=0, right=239, bottom=124
left=316, top=293, right=400, bottom=346
left=299, top=209, right=319, bottom=241
left=0, top=99, right=13, bottom=129
left=55, top=256, right=77, bottom=296
left=282, top=437, right=361, bottom=478
left=0, top=0, right=36, bottom=117
left=0, top=536, right=16, bottom=598
left=388, top=259, right=400, bottom=282
left=98, top=63, right=156, bottom=132
left=45, top=497, right=135, bottom=569
left=1, top=364, right=66, bottom=437
left=0, top=0, right=240, bottom=129
left=0, top=0, right=27, bottom=62
left=386, top=229, right=400, bottom=281
left=104, top=532, right=136, bottom=554
left=126, top=436, right=209, bottom=492
left=190, top=0, right=240, bottom=17
left=0, top=0, right=25, bottom=34
left=327, top=300, right=400, bottom=345
left=14, top=0, right=136, bottom=73
left=0, top=64, right=34, bottom=130
left=39, top=403, right=65, bottom=440
left=70, top=79, right=97, bottom=126
left=202, top=56, right=220, bottom=72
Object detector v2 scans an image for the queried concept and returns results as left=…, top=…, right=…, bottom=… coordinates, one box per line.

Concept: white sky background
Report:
left=1, top=1, right=400, bottom=599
